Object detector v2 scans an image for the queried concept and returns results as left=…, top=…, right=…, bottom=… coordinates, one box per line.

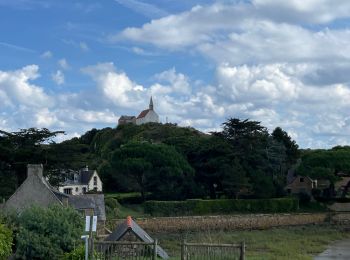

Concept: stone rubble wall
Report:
left=108, top=213, right=329, bottom=233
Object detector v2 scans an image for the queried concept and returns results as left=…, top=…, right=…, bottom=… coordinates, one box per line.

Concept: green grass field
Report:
left=155, top=225, right=350, bottom=260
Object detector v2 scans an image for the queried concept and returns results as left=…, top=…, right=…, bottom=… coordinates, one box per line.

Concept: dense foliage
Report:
left=297, top=146, right=350, bottom=183
left=144, top=198, right=299, bottom=216
left=0, top=222, right=12, bottom=260
left=15, top=205, right=83, bottom=260
left=0, top=119, right=303, bottom=201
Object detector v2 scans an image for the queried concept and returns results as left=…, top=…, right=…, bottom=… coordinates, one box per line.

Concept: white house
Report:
left=58, top=166, right=103, bottom=195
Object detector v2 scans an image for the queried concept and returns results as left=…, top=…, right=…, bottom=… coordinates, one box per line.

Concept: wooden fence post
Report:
left=181, top=240, right=186, bottom=260
left=240, top=241, right=245, bottom=260
left=153, top=239, right=158, bottom=260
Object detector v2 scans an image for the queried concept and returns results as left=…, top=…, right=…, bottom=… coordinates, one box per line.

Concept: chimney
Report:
left=82, top=165, right=89, bottom=172
left=27, top=164, right=43, bottom=179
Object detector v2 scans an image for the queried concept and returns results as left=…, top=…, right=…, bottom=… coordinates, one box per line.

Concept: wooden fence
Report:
left=93, top=240, right=158, bottom=260
left=181, top=241, right=245, bottom=260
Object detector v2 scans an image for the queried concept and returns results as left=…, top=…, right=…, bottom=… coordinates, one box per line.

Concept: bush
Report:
left=144, top=198, right=299, bottom=216
left=0, top=222, right=13, bottom=259
left=15, top=205, right=83, bottom=260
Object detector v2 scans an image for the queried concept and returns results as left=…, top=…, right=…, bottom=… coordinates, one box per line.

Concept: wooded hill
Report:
left=1, top=118, right=350, bottom=201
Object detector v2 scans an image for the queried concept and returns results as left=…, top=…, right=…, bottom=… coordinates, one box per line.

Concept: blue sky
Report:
left=1, top=0, right=350, bottom=148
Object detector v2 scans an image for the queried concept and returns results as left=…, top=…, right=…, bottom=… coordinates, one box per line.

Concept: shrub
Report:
left=0, top=222, right=13, bottom=259
left=144, top=198, right=299, bottom=216
left=15, top=205, right=83, bottom=260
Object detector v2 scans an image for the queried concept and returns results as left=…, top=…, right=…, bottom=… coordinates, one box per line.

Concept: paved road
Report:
left=314, top=239, right=350, bottom=260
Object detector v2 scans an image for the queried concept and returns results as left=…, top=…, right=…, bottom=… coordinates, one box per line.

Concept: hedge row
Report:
left=144, top=198, right=299, bottom=216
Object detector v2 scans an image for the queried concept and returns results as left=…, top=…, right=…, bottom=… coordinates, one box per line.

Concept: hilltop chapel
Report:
left=118, top=97, right=159, bottom=126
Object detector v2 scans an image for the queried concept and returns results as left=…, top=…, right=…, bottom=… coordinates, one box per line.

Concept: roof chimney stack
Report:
left=27, top=164, right=43, bottom=179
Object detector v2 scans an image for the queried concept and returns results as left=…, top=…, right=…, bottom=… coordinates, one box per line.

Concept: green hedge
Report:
left=144, top=198, right=299, bottom=216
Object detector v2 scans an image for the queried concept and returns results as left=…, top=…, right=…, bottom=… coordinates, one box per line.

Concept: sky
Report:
left=1, top=0, right=350, bottom=148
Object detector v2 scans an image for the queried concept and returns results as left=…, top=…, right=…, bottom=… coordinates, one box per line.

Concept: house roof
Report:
left=105, top=216, right=169, bottom=259
left=335, top=177, right=350, bottom=190
left=80, top=170, right=95, bottom=185
left=68, top=194, right=106, bottom=221
left=119, top=115, right=136, bottom=120
left=137, top=109, right=150, bottom=119
left=60, top=169, right=96, bottom=186
left=4, top=170, right=67, bottom=212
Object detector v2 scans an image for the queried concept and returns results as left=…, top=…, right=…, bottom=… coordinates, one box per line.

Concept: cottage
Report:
left=285, top=175, right=317, bottom=195
left=58, top=166, right=103, bottom=195
left=335, top=176, right=350, bottom=197
left=4, top=164, right=106, bottom=233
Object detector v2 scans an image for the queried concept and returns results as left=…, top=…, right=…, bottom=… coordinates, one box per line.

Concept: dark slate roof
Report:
left=105, top=216, right=169, bottom=259
left=68, top=194, right=106, bottom=221
left=119, top=115, right=136, bottom=120
left=80, top=170, right=94, bottom=185
left=137, top=109, right=150, bottom=119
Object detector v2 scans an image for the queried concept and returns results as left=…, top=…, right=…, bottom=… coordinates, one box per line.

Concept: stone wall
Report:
left=108, top=213, right=329, bottom=233
left=331, top=212, right=350, bottom=224
left=329, top=203, right=350, bottom=212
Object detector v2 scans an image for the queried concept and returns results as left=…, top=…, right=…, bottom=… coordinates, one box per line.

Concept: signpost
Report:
left=83, top=215, right=97, bottom=260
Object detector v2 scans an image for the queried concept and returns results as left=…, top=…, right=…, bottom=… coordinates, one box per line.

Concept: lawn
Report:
left=154, top=225, right=350, bottom=260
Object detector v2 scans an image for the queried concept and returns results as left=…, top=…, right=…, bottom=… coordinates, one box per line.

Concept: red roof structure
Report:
left=137, top=109, right=150, bottom=119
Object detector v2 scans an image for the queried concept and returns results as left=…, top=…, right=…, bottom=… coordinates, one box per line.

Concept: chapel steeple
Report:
left=149, top=96, right=154, bottom=110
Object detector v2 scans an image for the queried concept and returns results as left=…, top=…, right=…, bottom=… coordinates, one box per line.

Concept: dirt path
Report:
left=314, top=239, right=350, bottom=260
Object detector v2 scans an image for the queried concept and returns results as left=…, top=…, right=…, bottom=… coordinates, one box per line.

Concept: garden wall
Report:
left=108, top=213, right=328, bottom=233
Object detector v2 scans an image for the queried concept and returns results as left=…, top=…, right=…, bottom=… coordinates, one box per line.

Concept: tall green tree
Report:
left=272, top=127, right=300, bottom=165
left=110, top=142, right=195, bottom=200
left=0, top=128, right=64, bottom=196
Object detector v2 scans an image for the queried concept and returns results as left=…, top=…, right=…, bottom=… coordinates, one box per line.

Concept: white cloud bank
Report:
left=105, top=0, right=350, bottom=148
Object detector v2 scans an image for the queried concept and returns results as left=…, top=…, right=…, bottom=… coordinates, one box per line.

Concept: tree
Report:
left=272, top=127, right=300, bottom=165
left=0, top=222, right=12, bottom=259
left=110, top=142, right=195, bottom=200
left=15, top=205, right=83, bottom=260
left=222, top=158, right=250, bottom=199
left=216, top=118, right=276, bottom=198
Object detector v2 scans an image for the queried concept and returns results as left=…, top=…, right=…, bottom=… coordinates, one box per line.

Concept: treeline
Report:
left=0, top=118, right=301, bottom=201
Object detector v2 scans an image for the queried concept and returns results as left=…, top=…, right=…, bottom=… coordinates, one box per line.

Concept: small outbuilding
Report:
left=105, top=216, right=169, bottom=259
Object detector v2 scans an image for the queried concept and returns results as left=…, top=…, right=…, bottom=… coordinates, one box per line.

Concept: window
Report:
left=64, top=188, right=72, bottom=195
left=75, top=187, right=79, bottom=192
left=93, top=176, right=97, bottom=186
left=300, top=177, right=304, bottom=183
left=83, top=187, right=87, bottom=193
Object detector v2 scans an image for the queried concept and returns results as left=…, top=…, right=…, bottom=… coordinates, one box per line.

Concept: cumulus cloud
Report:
left=81, top=62, right=145, bottom=108
left=58, top=58, right=70, bottom=70
left=0, top=65, right=52, bottom=107
left=51, top=70, right=64, bottom=85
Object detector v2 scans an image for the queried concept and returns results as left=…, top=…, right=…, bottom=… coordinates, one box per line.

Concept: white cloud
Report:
left=51, top=70, right=65, bottom=85
left=152, top=68, right=191, bottom=95
left=58, top=58, right=70, bottom=70
left=79, top=42, right=89, bottom=52
left=40, top=50, right=53, bottom=59
left=0, top=65, right=52, bottom=108
left=81, top=62, right=145, bottom=108
left=253, top=0, right=350, bottom=24
left=114, top=0, right=168, bottom=18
